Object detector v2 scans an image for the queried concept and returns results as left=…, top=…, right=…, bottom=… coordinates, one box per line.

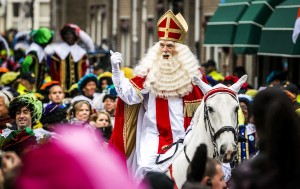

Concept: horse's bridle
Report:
left=203, top=88, right=239, bottom=158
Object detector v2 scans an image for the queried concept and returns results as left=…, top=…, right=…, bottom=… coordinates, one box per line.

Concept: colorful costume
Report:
left=22, top=28, right=54, bottom=90
left=50, top=24, right=92, bottom=92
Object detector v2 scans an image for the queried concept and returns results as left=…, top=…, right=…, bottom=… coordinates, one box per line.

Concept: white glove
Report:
left=110, top=50, right=123, bottom=69
left=110, top=50, right=122, bottom=84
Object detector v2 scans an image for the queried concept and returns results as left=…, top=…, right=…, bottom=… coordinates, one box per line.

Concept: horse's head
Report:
left=193, top=75, right=247, bottom=163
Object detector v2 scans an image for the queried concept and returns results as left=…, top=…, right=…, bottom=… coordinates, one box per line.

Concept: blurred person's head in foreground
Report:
left=15, top=126, right=144, bottom=189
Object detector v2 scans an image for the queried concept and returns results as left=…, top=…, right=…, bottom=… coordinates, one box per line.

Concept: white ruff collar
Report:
left=54, top=42, right=86, bottom=62
left=26, top=42, right=46, bottom=63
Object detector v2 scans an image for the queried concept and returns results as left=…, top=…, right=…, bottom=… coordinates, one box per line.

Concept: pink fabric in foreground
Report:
left=16, top=126, right=144, bottom=189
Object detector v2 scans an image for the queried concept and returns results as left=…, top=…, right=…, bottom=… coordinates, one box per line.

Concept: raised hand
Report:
left=110, top=50, right=123, bottom=66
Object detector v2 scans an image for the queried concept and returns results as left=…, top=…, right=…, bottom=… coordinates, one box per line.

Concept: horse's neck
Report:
left=185, top=104, right=214, bottom=159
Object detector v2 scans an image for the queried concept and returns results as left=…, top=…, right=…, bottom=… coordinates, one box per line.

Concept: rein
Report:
left=155, top=139, right=184, bottom=164
left=203, top=89, right=239, bottom=158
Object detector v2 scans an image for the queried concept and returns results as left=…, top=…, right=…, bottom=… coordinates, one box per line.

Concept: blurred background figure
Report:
left=102, top=94, right=117, bottom=127
left=266, top=70, right=287, bottom=88
left=202, top=60, right=224, bottom=83
left=40, top=103, right=68, bottom=132
left=222, top=76, right=249, bottom=94
left=22, top=27, right=54, bottom=90
left=230, top=88, right=300, bottom=189
left=73, top=73, right=103, bottom=111
left=98, top=71, right=113, bottom=93
left=281, top=80, right=300, bottom=115
left=0, top=90, right=14, bottom=131
left=50, top=23, right=93, bottom=93
left=236, top=94, right=257, bottom=166
left=16, top=72, right=36, bottom=95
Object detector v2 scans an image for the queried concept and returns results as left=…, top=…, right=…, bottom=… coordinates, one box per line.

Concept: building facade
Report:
left=84, top=0, right=219, bottom=68
left=2, top=0, right=51, bottom=31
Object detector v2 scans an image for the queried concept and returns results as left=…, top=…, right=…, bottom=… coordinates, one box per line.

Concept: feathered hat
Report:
left=9, top=94, right=43, bottom=125
left=157, top=10, right=188, bottom=43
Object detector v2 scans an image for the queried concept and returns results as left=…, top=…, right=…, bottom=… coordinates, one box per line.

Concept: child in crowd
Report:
left=90, top=111, right=112, bottom=145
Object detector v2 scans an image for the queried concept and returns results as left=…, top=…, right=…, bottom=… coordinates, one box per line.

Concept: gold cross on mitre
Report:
left=157, top=10, right=188, bottom=43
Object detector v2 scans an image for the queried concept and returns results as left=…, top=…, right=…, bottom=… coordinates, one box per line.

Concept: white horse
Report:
left=168, top=75, right=247, bottom=189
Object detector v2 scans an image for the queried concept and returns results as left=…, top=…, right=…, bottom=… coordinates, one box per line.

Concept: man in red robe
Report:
left=110, top=10, right=207, bottom=181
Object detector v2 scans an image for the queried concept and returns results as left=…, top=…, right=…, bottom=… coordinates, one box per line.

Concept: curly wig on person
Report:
left=8, top=94, right=42, bottom=125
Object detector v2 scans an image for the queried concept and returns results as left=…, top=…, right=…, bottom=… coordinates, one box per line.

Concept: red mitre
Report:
left=157, top=10, right=188, bottom=43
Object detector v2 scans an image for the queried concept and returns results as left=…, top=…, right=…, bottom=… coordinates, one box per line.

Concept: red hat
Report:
left=157, top=10, right=188, bottom=43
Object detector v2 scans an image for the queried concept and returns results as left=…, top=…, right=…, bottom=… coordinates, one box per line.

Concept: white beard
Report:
left=144, top=55, right=193, bottom=98
left=134, top=42, right=203, bottom=98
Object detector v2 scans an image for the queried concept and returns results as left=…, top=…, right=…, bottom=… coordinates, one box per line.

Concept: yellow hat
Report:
left=157, top=10, right=188, bottom=43
left=0, top=71, right=20, bottom=86
left=245, top=89, right=258, bottom=98
left=67, top=83, right=78, bottom=93
left=98, top=71, right=112, bottom=79
left=120, top=67, right=134, bottom=79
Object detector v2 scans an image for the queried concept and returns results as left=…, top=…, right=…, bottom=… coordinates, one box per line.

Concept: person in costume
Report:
left=0, top=94, right=52, bottom=156
left=2, top=93, right=51, bottom=141
left=0, top=71, right=20, bottom=92
left=72, top=73, right=103, bottom=111
left=40, top=81, right=66, bottom=108
left=202, top=60, right=224, bottom=83
left=16, top=72, right=36, bottom=95
left=236, top=94, right=257, bottom=164
left=22, top=27, right=54, bottom=90
left=281, top=80, right=300, bottom=115
left=50, top=23, right=94, bottom=92
left=98, top=71, right=113, bottom=93
left=40, top=103, right=68, bottom=132
left=109, top=10, right=207, bottom=181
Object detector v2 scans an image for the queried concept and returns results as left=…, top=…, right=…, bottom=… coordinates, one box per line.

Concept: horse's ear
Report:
left=229, top=75, right=248, bottom=93
left=193, top=75, right=211, bottom=95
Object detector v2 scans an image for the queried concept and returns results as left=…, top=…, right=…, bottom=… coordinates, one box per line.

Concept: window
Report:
left=13, top=3, right=20, bottom=17
left=39, top=2, right=50, bottom=17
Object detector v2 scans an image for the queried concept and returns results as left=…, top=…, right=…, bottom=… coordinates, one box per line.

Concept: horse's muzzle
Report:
left=219, top=144, right=237, bottom=163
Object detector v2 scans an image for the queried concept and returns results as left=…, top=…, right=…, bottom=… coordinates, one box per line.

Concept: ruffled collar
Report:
left=26, top=42, right=46, bottom=63
left=54, top=42, right=86, bottom=62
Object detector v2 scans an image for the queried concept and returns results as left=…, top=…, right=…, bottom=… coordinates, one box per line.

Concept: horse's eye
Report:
left=208, top=106, right=214, bottom=113
left=235, top=106, right=239, bottom=112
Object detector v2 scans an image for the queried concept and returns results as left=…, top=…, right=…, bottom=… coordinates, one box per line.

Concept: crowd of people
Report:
left=0, top=9, right=298, bottom=189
